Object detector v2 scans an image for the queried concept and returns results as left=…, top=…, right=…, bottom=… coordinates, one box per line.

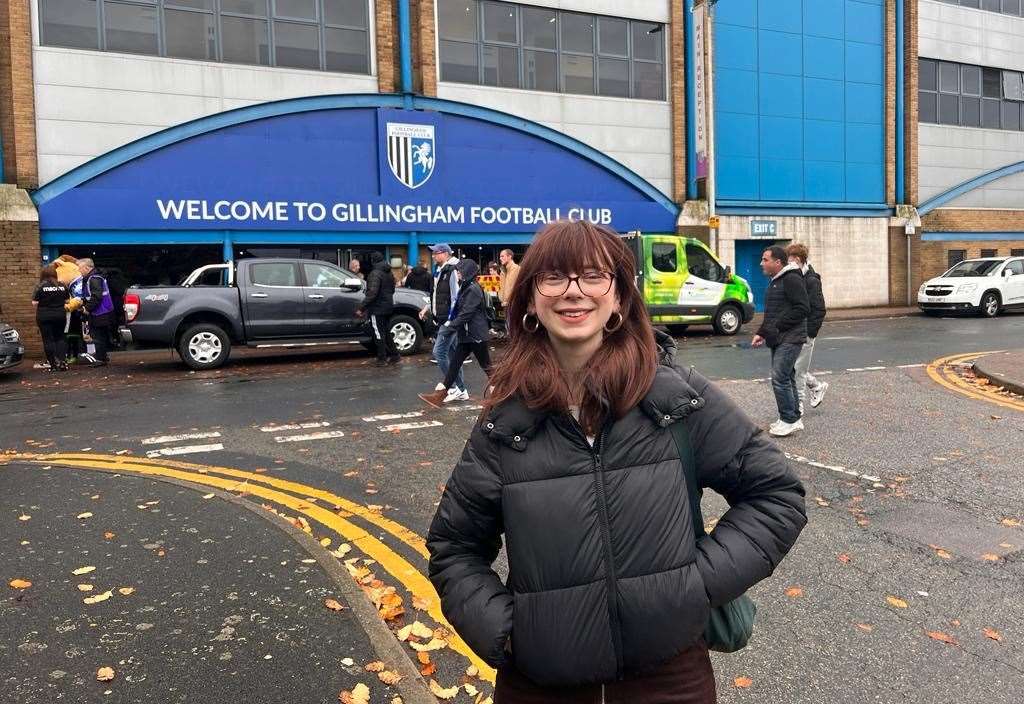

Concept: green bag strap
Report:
left=669, top=419, right=705, bottom=539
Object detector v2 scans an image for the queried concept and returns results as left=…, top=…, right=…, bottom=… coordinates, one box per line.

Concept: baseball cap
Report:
left=428, top=243, right=453, bottom=254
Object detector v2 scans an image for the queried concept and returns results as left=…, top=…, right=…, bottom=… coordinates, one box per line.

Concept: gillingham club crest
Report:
left=386, top=122, right=435, bottom=189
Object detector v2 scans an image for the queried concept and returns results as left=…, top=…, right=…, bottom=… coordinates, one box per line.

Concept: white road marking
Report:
left=452, top=404, right=484, bottom=412
left=846, top=367, right=867, bottom=372
left=785, top=452, right=882, bottom=483
left=814, top=370, right=834, bottom=376
left=897, top=363, right=926, bottom=369
left=362, top=412, right=424, bottom=422
left=378, top=421, right=444, bottom=432
left=259, top=421, right=331, bottom=432
left=141, top=432, right=222, bottom=446
left=146, top=443, right=224, bottom=458
left=861, top=366, right=887, bottom=371
left=273, top=430, right=345, bottom=443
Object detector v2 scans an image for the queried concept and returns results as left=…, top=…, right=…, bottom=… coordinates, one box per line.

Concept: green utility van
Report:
left=623, top=233, right=755, bottom=336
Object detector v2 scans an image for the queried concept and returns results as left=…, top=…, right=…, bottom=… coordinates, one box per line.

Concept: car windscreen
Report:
left=943, top=260, right=1001, bottom=277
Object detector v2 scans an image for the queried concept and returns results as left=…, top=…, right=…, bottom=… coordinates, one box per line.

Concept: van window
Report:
left=685, top=244, right=725, bottom=282
left=652, top=243, right=677, bottom=273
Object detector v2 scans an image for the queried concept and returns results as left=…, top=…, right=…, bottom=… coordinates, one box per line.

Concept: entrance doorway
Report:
left=734, top=240, right=784, bottom=312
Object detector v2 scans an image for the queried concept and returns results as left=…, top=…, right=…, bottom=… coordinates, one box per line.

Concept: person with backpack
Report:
left=418, top=259, right=492, bottom=407
left=356, top=251, right=400, bottom=367
left=426, top=221, right=806, bottom=702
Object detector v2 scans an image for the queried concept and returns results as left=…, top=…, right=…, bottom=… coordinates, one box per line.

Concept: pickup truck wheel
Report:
left=178, top=324, right=230, bottom=370
left=713, top=304, right=743, bottom=335
left=389, top=315, right=422, bottom=355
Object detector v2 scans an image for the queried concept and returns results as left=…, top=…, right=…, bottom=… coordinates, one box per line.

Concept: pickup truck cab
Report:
left=623, top=232, right=755, bottom=335
left=122, top=258, right=433, bottom=369
left=918, top=256, right=1024, bottom=318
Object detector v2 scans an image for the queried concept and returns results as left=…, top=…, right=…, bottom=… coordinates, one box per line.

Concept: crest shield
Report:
left=386, top=122, right=435, bottom=189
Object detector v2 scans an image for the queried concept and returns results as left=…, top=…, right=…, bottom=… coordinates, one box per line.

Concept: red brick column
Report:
left=0, top=0, right=38, bottom=188
left=376, top=0, right=398, bottom=93
left=670, top=0, right=686, bottom=205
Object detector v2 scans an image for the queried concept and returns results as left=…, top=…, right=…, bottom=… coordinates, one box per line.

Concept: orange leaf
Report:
left=926, top=631, right=958, bottom=646
left=324, top=598, right=346, bottom=612
left=837, top=553, right=851, bottom=564
left=103, top=532, right=115, bottom=540
left=886, top=596, right=908, bottom=609
left=9, top=579, right=32, bottom=589
left=855, top=623, right=874, bottom=633
left=934, top=548, right=953, bottom=560
left=784, top=586, right=803, bottom=598
left=377, top=670, right=402, bottom=686
left=1000, top=517, right=1021, bottom=527
left=364, top=661, right=386, bottom=673
left=734, top=676, right=753, bottom=689
left=419, top=660, right=436, bottom=677
left=982, top=627, right=1003, bottom=642
left=96, top=667, right=115, bottom=682
left=412, top=595, right=432, bottom=611
left=429, top=680, right=460, bottom=700
left=981, top=553, right=1000, bottom=562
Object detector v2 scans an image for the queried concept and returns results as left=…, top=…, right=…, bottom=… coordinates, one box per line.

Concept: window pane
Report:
left=165, top=9, right=217, bottom=60
left=562, top=53, right=594, bottom=94
left=483, top=1, right=517, bottom=43
left=251, top=263, right=298, bottom=286
left=1002, top=100, right=1021, bottom=130
left=633, top=61, right=664, bottom=100
left=980, top=248, right=997, bottom=257
left=274, top=21, right=319, bottom=69
left=961, top=96, right=980, bottom=126
left=919, top=91, right=938, bottom=123
left=598, top=57, right=628, bottom=97
left=523, top=49, right=557, bottom=91
left=304, top=263, right=346, bottom=287
left=222, top=16, right=270, bottom=64
left=41, top=0, right=98, bottom=49
left=522, top=6, right=556, bottom=49
left=919, top=59, right=937, bottom=91
left=982, top=67, right=1001, bottom=97
left=982, top=98, right=1001, bottom=127
left=324, top=0, right=367, bottom=27
left=961, top=65, right=981, bottom=95
left=561, top=12, right=594, bottom=54
left=166, top=0, right=213, bottom=9
left=439, top=39, right=479, bottom=83
left=483, top=44, right=519, bottom=88
left=1003, top=0, right=1021, bottom=14
left=939, top=62, right=959, bottom=93
left=982, top=0, right=1000, bottom=9
left=939, top=93, right=959, bottom=124
left=325, top=27, right=368, bottom=73
left=686, top=244, right=723, bottom=281
left=948, top=250, right=966, bottom=268
left=104, top=2, right=158, bottom=55
left=960, top=0, right=980, bottom=7
left=652, top=244, right=677, bottom=273
left=632, top=22, right=663, bottom=62
left=1002, top=71, right=1024, bottom=100
left=437, top=0, right=477, bottom=41
left=274, top=0, right=315, bottom=19
left=222, top=0, right=267, bottom=15
left=598, top=17, right=627, bottom=56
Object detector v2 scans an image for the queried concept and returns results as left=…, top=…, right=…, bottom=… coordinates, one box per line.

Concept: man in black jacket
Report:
left=786, top=243, right=829, bottom=410
left=752, top=245, right=809, bottom=436
left=357, top=252, right=399, bottom=367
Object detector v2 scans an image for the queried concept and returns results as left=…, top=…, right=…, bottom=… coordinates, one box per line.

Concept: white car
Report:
left=918, top=256, right=1024, bottom=317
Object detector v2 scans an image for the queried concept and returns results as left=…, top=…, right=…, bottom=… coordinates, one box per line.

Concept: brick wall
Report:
left=0, top=185, right=41, bottom=355
left=416, top=0, right=437, bottom=97
left=0, top=0, right=38, bottom=188
left=904, top=0, right=918, bottom=205
left=670, top=0, right=686, bottom=204
left=376, top=0, right=397, bottom=93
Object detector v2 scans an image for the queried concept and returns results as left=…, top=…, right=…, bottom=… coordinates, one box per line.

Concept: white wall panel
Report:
left=919, top=124, right=1024, bottom=207
left=920, top=0, right=1024, bottom=71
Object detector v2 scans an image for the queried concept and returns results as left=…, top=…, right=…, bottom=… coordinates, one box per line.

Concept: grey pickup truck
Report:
left=121, top=258, right=433, bottom=370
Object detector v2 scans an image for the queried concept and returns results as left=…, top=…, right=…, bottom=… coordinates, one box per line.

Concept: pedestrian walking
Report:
left=419, top=244, right=465, bottom=394
left=418, top=259, right=491, bottom=406
left=31, top=264, right=71, bottom=372
left=497, top=248, right=520, bottom=307
left=427, top=221, right=806, bottom=702
left=786, top=243, right=829, bottom=410
left=404, top=259, right=433, bottom=293
left=356, top=251, right=400, bottom=367
left=751, top=246, right=809, bottom=437
left=77, top=258, right=116, bottom=367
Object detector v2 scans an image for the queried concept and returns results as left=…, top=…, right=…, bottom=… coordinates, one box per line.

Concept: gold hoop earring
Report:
left=522, top=313, right=540, bottom=333
left=604, top=311, right=623, bottom=333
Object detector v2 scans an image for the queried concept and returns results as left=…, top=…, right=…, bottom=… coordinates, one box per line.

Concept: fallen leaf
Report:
left=784, top=586, right=803, bottom=598
left=77, top=512, right=93, bottom=519
left=465, top=665, right=479, bottom=678
left=981, top=553, right=1000, bottom=562
left=103, top=532, right=115, bottom=540
left=926, top=631, right=958, bottom=646
left=96, top=667, right=115, bottom=682
left=391, top=698, right=404, bottom=704
left=331, top=544, right=352, bottom=559
left=814, top=497, right=830, bottom=507
left=364, top=661, right=386, bottom=673
left=118, top=587, right=135, bottom=596
left=982, top=627, right=1003, bottom=642
left=157, top=550, right=165, bottom=557
left=90, top=495, right=100, bottom=499
left=77, top=584, right=94, bottom=592
left=950, top=619, right=961, bottom=627
left=202, top=493, right=214, bottom=500
left=18, top=515, right=30, bottom=521
left=377, top=670, right=402, bottom=686
left=837, top=553, right=851, bottom=564
left=429, top=680, right=460, bottom=700
left=412, top=595, right=432, bottom=611
left=84, top=590, right=113, bottom=604
left=319, top=537, right=332, bottom=548
left=340, top=658, right=355, bottom=667
left=855, top=623, right=874, bottom=633
left=366, top=505, right=384, bottom=513
left=339, top=682, right=371, bottom=704
left=464, top=683, right=479, bottom=696
left=410, top=638, right=447, bottom=652
left=9, top=579, right=32, bottom=589
left=365, top=489, right=379, bottom=495
left=397, top=621, right=435, bottom=642
left=324, top=598, right=346, bottom=612
left=886, top=596, right=908, bottom=609
left=734, top=676, right=753, bottom=689
left=418, top=652, right=436, bottom=676
left=934, top=548, right=953, bottom=560
left=72, top=566, right=96, bottom=575
left=999, top=543, right=1014, bottom=549
left=1000, top=518, right=1021, bottom=527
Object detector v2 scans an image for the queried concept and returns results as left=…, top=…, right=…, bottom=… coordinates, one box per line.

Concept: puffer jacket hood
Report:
left=427, top=338, right=807, bottom=687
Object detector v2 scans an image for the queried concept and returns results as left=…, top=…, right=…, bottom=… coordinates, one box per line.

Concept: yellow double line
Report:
left=926, top=351, right=1024, bottom=412
left=6, top=452, right=495, bottom=683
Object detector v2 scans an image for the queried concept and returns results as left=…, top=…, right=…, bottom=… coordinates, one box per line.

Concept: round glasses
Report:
left=535, top=271, right=615, bottom=298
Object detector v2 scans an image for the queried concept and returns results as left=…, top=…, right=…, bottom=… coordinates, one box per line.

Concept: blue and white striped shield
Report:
left=386, top=122, right=435, bottom=189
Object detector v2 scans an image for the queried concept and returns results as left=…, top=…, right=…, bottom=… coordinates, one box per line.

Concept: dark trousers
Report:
left=495, top=640, right=716, bottom=704
left=443, top=340, right=491, bottom=390
left=37, top=317, right=67, bottom=368
left=90, top=322, right=111, bottom=362
left=771, top=342, right=803, bottom=423
left=369, top=313, right=399, bottom=361
left=66, top=311, right=84, bottom=358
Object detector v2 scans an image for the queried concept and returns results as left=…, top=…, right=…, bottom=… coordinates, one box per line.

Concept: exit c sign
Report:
left=750, top=219, right=777, bottom=238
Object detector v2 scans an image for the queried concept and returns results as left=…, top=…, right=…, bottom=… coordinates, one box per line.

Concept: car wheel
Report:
left=980, top=292, right=1001, bottom=318
left=666, top=324, right=689, bottom=336
left=389, top=315, right=423, bottom=356
left=712, top=305, right=743, bottom=335
left=178, top=324, right=230, bottom=370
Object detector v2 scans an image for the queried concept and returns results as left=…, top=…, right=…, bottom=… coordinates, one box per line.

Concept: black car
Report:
left=0, top=321, right=24, bottom=371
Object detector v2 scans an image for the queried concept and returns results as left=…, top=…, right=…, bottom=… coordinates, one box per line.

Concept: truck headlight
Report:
left=957, top=283, right=977, bottom=294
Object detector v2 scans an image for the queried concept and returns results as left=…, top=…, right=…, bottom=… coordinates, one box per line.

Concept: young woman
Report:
left=427, top=221, right=806, bottom=703
left=32, top=264, right=71, bottom=371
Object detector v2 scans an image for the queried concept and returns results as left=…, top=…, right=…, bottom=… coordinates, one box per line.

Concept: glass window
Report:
left=982, top=67, right=1001, bottom=97
left=222, top=0, right=266, bottom=14
left=947, top=250, right=966, bottom=269
left=167, top=0, right=213, bottom=9
left=165, top=9, right=217, bottom=60
left=1002, top=0, right=1021, bottom=14
left=961, top=96, right=980, bottom=126
left=652, top=244, right=677, bottom=273
left=633, top=60, right=664, bottom=100
left=438, top=0, right=478, bottom=40
left=483, top=1, right=517, bottom=43
left=686, top=244, right=724, bottom=282
left=274, top=21, right=319, bottom=69
left=483, top=44, right=519, bottom=88
left=632, top=22, right=663, bottom=62
left=598, top=17, right=627, bottom=56
left=561, top=12, right=594, bottom=53
left=523, top=49, right=557, bottom=91
left=1011, top=250, right=1024, bottom=258
left=274, top=0, right=315, bottom=19
left=939, top=62, right=959, bottom=93
left=919, top=59, right=937, bottom=92
left=41, top=0, right=99, bottom=49
left=222, top=15, right=269, bottom=65
left=251, top=262, right=298, bottom=286
left=919, top=91, right=938, bottom=123
left=961, top=65, right=981, bottom=95
left=1002, top=101, right=1021, bottom=130
left=324, top=0, right=367, bottom=27
left=104, top=2, right=158, bottom=54
left=982, top=98, right=1001, bottom=127
left=325, top=27, right=368, bottom=73
left=982, top=0, right=1000, bottom=9
left=980, top=248, right=998, bottom=257
left=1006, top=260, right=1024, bottom=275
left=522, top=6, right=556, bottom=49
left=440, top=40, right=479, bottom=83
left=939, top=93, right=959, bottom=124
left=562, top=53, right=594, bottom=94
left=960, top=0, right=979, bottom=7
left=303, top=263, right=346, bottom=287
left=1003, top=71, right=1024, bottom=101
left=598, top=57, right=629, bottom=97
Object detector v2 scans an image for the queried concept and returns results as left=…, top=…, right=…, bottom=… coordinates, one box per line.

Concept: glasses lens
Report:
left=580, top=272, right=612, bottom=296
left=537, top=273, right=568, bottom=296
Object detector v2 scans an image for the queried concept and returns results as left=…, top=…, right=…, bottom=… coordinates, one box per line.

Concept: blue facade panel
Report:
left=714, top=0, right=885, bottom=205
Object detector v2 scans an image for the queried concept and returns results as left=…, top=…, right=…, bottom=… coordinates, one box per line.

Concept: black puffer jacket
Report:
left=427, top=333, right=807, bottom=687
left=359, top=256, right=395, bottom=315
left=756, top=264, right=809, bottom=348
left=449, top=259, right=489, bottom=343
left=804, top=265, right=826, bottom=339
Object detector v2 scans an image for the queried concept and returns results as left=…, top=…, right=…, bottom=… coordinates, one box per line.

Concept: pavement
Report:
left=972, top=349, right=1024, bottom=397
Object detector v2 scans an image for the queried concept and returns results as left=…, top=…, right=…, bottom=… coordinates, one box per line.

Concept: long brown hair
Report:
left=39, top=263, right=58, bottom=282
left=485, top=221, right=659, bottom=434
